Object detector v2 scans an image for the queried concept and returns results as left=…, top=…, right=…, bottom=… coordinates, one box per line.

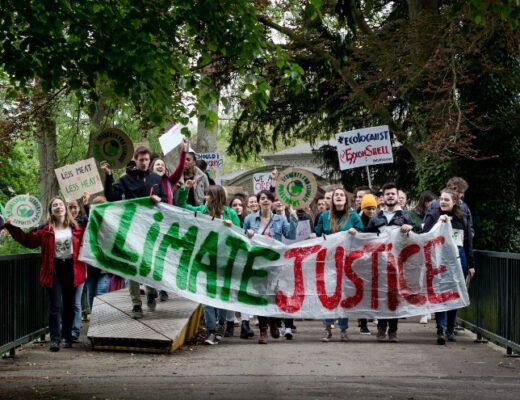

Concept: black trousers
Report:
left=377, top=318, right=398, bottom=334
left=46, top=258, right=76, bottom=342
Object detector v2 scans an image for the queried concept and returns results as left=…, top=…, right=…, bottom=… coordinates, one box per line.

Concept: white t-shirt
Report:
left=55, top=227, right=73, bottom=259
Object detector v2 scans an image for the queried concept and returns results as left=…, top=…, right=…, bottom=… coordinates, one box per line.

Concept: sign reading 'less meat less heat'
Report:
left=276, top=168, right=317, bottom=209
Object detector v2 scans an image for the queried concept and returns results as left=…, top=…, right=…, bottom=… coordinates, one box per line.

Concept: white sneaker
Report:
left=205, top=333, right=218, bottom=345
left=340, top=330, right=349, bottom=341
left=284, top=327, right=293, bottom=340
left=321, top=330, right=332, bottom=342
left=373, top=319, right=378, bottom=325
left=419, top=315, right=428, bottom=324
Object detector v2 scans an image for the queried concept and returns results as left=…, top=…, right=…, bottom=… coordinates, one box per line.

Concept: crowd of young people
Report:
left=0, top=141, right=475, bottom=351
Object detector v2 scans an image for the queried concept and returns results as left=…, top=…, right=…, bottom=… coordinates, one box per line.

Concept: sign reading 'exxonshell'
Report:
left=5, top=195, right=42, bottom=228
left=276, top=168, right=317, bottom=208
left=335, top=125, right=394, bottom=170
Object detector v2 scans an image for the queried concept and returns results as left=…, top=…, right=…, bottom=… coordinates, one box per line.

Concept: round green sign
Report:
left=93, top=128, right=134, bottom=169
left=5, top=195, right=43, bottom=228
left=275, top=168, right=317, bottom=209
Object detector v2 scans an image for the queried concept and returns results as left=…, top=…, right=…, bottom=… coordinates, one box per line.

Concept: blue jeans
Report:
left=72, top=282, right=84, bottom=339
left=204, top=306, right=234, bottom=332
left=85, top=273, right=111, bottom=311
left=324, top=318, right=348, bottom=330
left=47, top=259, right=76, bottom=343
left=436, top=246, right=468, bottom=332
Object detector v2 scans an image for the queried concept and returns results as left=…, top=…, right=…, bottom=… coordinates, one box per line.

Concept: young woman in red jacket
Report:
left=4, top=197, right=86, bottom=352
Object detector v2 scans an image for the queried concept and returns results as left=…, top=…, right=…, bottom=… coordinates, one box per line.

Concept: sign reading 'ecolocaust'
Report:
left=80, top=198, right=469, bottom=319
left=335, top=125, right=394, bottom=170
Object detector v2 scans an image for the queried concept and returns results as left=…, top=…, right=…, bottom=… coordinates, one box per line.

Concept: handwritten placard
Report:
left=335, top=125, right=393, bottom=170
left=55, top=158, right=104, bottom=202
left=252, top=173, right=272, bottom=194
left=197, top=152, right=223, bottom=185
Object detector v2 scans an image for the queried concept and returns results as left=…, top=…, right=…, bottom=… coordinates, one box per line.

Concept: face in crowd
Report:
left=185, top=154, right=196, bottom=172
left=51, top=198, right=67, bottom=219
left=247, top=195, right=259, bottom=212
left=152, top=159, right=167, bottom=177
left=231, top=198, right=244, bottom=217
left=324, top=191, right=333, bottom=209
left=398, top=190, right=407, bottom=208
left=355, top=190, right=369, bottom=209
left=258, top=193, right=273, bottom=213
left=439, top=191, right=456, bottom=212
left=273, top=200, right=285, bottom=214
left=332, top=189, right=347, bottom=210
left=383, top=188, right=398, bottom=209
left=135, top=152, right=151, bottom=171
left=316, top=198, right=327, bottom=213
left=67, top=200, right=80, bottom=219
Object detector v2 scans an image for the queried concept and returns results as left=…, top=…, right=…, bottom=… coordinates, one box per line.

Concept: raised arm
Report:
left=5, top=223, right=42, bottom=248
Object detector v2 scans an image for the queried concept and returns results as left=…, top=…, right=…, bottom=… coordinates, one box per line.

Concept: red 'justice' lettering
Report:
left=424, top=236, right=460, bottom=303
left=386, top=244, right=399, bottom=311
left=364, top=243, right=386, bottom=309
left=276, top=245, right=321, bottom=313
left=398, top=244, right=426, bottom=305
left=316, top=247, right=343, bottom=310
left=340, top=249, right=364, bottom=308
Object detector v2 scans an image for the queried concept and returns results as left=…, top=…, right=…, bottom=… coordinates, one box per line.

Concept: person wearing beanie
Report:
left=361, top=194, right=377, bottom=211
left=357, top=193, right=378, bottom=335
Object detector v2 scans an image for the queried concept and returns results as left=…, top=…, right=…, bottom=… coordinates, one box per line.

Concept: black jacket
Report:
left=422, top=206, right=474, bottom=269
left=104, top=169, right=167, bottom=202
left=365, top=209, right=413, bottom=233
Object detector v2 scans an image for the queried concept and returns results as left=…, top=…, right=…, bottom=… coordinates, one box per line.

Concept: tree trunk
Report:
left=33, top=84, right=59, bottom=211
left=195, top=98, right=218, bottom=153
left=86, top=96, right=110, bottom=158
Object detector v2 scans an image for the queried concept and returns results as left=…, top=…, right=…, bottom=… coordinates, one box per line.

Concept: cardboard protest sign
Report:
left=80, top=198, right=469, bottom=319
left=276, top=168, right=317, bottom=208
left=197, top=152, right=223, bottom=184
left=5, top=195, right=42, bottom=228
left=93, top=128, right=134, bottom=169
left=282, top=219, right=312, bottom=244
left=55, top=158, right=104, bottom=202
left=335, top=125, right=393, bottom=170
left=252, top=173, right=272, bottom=194
left=159, top=124, right=184, bottom=156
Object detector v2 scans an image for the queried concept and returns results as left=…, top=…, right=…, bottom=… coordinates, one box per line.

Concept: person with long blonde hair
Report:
left=3, top=197, right=86, bottom=352
left=315, top=187, right=364, bottom=342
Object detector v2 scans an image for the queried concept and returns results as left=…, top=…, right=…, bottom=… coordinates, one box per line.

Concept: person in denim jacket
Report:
left=243, top=190, right=297, bottom=242
left=243, top=189, right=297, bottom=344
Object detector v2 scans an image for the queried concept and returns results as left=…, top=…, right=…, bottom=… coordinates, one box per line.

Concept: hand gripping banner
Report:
left=79, top=198, right=469, bottom=318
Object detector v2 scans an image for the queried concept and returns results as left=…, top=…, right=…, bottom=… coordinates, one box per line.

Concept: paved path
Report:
left=1, top=318, right=519, bottom=399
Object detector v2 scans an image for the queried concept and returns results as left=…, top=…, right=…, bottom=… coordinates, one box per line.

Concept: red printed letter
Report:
left=386, top=244, right=399, bottom=311
left=316, top=247, right=343, bottom=310
left=341, top=249, right=365, bottom=308
left=423, top=236, right=460, bottom=303
left=276, top=245, right=321, bottom=313
left=398, top=244, right=426, bottom=305
left=364, top=243, right=386, bottom=309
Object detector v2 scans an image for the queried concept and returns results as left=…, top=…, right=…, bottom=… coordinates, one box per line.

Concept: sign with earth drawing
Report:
left=93, top=128, right=134, bottom=169
left=276, top=168, right=317, bottom=209
left=5, top=195, right=43, bottom=228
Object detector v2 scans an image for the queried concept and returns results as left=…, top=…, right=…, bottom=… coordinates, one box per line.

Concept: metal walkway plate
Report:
left=87, top=289, right=202, bottom=353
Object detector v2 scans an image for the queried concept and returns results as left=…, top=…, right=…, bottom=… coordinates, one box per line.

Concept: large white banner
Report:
left=80, top=198, right=469, bottom=318
left=336, top=125, right=394, bottom=170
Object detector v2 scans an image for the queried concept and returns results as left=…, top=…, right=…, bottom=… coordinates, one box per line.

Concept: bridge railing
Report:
left=1, top=250, right=519, bottom=356
left=0, top=253, right=48, bottom=357
left=457, top=250, right=520, bottom=355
